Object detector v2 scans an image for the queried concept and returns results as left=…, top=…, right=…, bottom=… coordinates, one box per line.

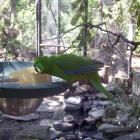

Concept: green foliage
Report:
left=1, top=0, right=140, bottom=56
left=15, top=1, right=35, bottom=48
left=0, top=1, right=17, bottom=51
left=68, top=0, right=140, bottom=54
left=129, top=0, right=140, bottom=52
left=0, top=0, right=35, bottom=55
left=129, top=0, right=140, bottom=27
left=66, top=0, right=95, bottom=54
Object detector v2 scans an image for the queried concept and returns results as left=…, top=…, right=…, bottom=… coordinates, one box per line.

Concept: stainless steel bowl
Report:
left=0, top=61, right=68, bottom=116
left=0, top=98, right=43, bottom=116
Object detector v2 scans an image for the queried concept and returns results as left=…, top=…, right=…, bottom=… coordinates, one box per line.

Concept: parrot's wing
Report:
left=56, top=60, right=104, bottom=75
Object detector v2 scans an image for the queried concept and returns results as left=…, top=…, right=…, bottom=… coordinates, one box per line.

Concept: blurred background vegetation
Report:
left=0, top=0, right=140, bottom=59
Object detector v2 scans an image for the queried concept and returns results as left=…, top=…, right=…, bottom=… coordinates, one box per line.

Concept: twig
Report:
left=104, top=23, right=123, bottom=57
left=111, top=36, right=123, bottom=57
left=60, top=39, right=78, bottom=54
left=105, top=23, right=112, bottom=44
left=60, top=24, right=84, bottom=38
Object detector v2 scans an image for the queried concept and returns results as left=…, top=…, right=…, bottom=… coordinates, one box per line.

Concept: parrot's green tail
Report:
left=89, top=73, right=113, bottom=100
left=90, top=79, right=112, bottom=100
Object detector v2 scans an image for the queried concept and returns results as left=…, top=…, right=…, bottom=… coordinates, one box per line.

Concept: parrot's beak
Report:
left=34, top=63, right=45, bottom=73
left=34, top=64, right=40, bottom=73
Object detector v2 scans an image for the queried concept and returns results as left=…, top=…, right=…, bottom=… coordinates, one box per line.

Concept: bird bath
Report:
left=0, top=61, right=68, bottom=116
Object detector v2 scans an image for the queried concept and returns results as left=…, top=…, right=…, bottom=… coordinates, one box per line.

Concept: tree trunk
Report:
left=127, top=21, right=136, bottom=78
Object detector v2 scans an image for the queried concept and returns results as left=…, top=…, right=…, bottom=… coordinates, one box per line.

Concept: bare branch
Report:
left=60, top=22, right=106, bottom=38
left=59, top=22, right=140, bottom=53
left=60, top=39, right=78, bottom=54
left=60, top=24, right=84, bottom=38
left=88, top=23, right=140, bottom=50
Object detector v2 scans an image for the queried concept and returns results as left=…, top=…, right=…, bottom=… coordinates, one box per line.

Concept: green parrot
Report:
left=34, top=54, right=112, bottom=99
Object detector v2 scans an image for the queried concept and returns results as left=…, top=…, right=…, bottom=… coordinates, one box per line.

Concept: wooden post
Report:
left=83, top=0, right=88, bottom=57
left=127, top=20, right=136, bottom=79
left=57, top=0, right=61, bottom=54
left=36, top=0, right=42, bottom=57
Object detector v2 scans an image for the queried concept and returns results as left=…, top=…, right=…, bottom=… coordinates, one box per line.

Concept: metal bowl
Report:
left=0, top=98, right=43, bottom=116
left=0, top=61, right=68, bottom=116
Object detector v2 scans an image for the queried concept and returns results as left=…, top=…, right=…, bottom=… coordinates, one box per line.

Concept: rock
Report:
left=40, top=119, right=54, bottom=127
left=64, top=96, right=82, bottom=111
left=84, top=116, right=97, bottom=125
left=79, top=130, right=104, bottom=140
left=37, top=99, right=62, bottom=113
left=63, top=115, right=75, bottom=123
left=104, top=106, right=117, bottom=118
left=59, top=131, right=77, bottom=140
left=95, top=93, right=107, bottom=100
left=0, top=129, right=16, bottom=140
left=97, top=101, right=112, bottom=106
left=57, top=137, right=66, bottom=140
left=53, top=120, right=75, bottom=132
left=64, top=134, right=78, bottom=140
left=113, top=132, right=140, bottom=140
left=98, top=123, right=135, bottom=138
left=65, top=96, right=82, bottom=105
left=88, top=108, right=105, bottom=119
left=83, top=100, right=111, bottom=111
left=102, top=106, right=118, bottom=124
left=83, top=137, right=93, bottom=140
left=50, top=95, right=64, bottom=103
left=116, top=112, right=129, bottom=125
left=50, top=127, right=61, bottom=140
left=78, top=120, right=96, bottom=130
left=64, top=89, right=75, bottom=99
left=52, top=109, right=65, bottom=120
left=0, top=111, right=3, bottom=116
left=83, top=100, right=102, bottom=110
left=14, top=125, right=50, bottom=140
left=132, top=72, right=140, bottom=96
left=2, top=113, right=39, bottom=121
left=88, top=86, right=100, bottom=94
left=74, top=84, right=91, bottom=94
left=98, top=123, right=120, bottom=132
left=102, top=118, right=119, bottom=125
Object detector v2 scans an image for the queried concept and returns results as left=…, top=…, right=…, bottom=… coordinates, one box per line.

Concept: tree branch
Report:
left=60, top=22, right=140, bottom=54
left=88, top=23, right=140, bottom=50
left=60, top=22, right=140, bottom=51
